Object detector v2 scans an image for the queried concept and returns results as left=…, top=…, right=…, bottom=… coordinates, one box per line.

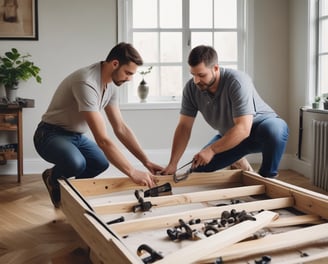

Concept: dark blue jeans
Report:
left=33, top=122, right=109, bottom=184
left=194, top=117, right=289, bottom=177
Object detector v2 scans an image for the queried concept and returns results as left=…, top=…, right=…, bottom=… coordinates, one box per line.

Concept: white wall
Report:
left=288, top=0, right=313, bottom=177
left=0, top=0, right=306, bottom=176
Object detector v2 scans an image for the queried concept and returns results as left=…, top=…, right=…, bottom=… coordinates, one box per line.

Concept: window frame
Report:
left=117, top=0, right=249, bottom=108
left=316, top=0, right=328, bottom=97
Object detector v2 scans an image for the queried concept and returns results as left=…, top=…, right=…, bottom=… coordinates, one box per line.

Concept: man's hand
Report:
left=144, top=160, right=163, bottom=174
left=160, top=163, right=177, bottom=176
left=193, top=146, right=215, bottom=168
left=130, top=169, right=157, bottom=188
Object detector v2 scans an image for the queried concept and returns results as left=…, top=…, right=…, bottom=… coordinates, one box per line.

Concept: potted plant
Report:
left=137, top=66, right=152, bottom=103
left=323, top=94, right=328, bottom=110
left=0, top=48, right=42, bottom=102
left=312, top=96, right=321, bottom=109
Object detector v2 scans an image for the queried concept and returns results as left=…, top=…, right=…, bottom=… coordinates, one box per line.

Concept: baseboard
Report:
left=287, top=154, right=312, bottom=179
left=0, top=149, right=303, bottom=177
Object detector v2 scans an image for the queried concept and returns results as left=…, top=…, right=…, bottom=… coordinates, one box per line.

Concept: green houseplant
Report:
left=0, top=48, right=42, bottom=102
left=312, top=96, right=321, bottom=109
left=323, top=94, right=328, bottom=110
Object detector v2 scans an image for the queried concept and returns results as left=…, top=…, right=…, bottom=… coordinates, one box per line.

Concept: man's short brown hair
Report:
left=188, top=45, right=218, bottom=68
left=106, top=42, right=143, bottom=66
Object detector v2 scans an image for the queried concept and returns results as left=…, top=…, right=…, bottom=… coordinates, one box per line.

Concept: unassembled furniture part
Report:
left=59, top=170, right=328, bottom=263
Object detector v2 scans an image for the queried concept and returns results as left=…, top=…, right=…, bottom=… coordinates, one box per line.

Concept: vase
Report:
left=324, top=102, right=328, bottom=110
left=138, top=79, right=149, bottom=103
left=5, top=87, right=18, bottom=103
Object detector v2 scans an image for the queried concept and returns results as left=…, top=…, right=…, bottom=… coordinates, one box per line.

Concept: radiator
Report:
left=312, top=120, right=328, bottom=191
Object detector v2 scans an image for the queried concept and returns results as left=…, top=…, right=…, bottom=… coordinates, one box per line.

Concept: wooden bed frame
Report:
left=59, top=170, right=328, bottom=263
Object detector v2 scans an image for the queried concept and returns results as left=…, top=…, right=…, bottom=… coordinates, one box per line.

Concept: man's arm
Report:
left=82, top=109, right=156, bottom=187
left=104, top=104, right=162, bottom=174
left=161, top=114, right=195, bottom=175
left=193, top=114, right=253, bottom=167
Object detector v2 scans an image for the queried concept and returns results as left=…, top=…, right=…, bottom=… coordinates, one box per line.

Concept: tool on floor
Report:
left=144, top=182, right=172, bottom=197
left=173, top=159, right=194, bottom=183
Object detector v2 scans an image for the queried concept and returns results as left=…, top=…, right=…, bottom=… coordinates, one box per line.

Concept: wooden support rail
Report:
left=111, top=197, right=294, bottom=236
left=94, top=185, right=265, bottom=214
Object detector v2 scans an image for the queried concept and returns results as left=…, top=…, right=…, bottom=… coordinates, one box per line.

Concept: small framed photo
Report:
left=0, top=0, right=38, bottom=40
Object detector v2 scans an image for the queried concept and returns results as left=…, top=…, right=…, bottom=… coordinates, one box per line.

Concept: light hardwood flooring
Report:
left=0, top=169, right=327, bottom=264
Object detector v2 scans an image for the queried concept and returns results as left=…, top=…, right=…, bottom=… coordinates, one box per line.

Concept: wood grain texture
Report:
left=1, top=169, right=327, bottom=264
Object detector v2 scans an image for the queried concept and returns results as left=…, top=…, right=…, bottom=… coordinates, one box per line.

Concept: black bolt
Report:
left=221, top=210, right=230, bottom=219
left=167, top=228, right=178, bottom=240
left=255, top=255, right=272, bottom=264
left=106, top=216, right=125, bottom=225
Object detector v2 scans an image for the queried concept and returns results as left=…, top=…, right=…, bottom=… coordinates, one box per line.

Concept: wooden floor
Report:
left=0, top=169, right=327, bottom=264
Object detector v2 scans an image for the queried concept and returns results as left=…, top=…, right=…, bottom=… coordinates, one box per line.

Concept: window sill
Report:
left=119, top=101, right=181, bottom=110
left=301, top=106, right=328, bottom=114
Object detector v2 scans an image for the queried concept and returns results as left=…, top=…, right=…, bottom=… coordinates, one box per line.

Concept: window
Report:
left=118, top=0, right=246, bottom=104
left=317, top=0, right=328, bottom=96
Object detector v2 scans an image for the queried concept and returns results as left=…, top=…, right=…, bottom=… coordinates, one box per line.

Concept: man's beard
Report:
left=112, top=68, right=126, bottom=86
left=195, top=71, right=216, bottom=92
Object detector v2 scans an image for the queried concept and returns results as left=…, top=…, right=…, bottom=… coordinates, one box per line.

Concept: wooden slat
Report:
left=268, top=214, right=323, bottom=227
left=59, top=180, right=140, bottom=264
left=110, top=197, right=293, bottom=236
left=282, top=251, right=328, bottom=264
left=242, top=172, right=328, bottom=220
left=200, top=223, right=328, bottom=263
left=156, top=211, right=278, bottom=264
left=69, top=170, right=243, bottom=196
left=185, top=214, right=324, bottom=233
left=94, top=185, right=265, bottom=214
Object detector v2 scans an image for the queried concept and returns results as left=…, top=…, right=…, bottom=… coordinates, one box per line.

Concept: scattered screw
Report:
left=255, top=255, right=271, bottom=264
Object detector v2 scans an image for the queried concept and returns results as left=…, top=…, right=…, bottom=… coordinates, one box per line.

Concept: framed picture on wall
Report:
left=0, top=0, right=38, bottom=40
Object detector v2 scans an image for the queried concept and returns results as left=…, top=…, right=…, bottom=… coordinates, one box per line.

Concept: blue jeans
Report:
left=194, top=117, right=289, bottom=177
left=33, top=122, right=109, bottom=184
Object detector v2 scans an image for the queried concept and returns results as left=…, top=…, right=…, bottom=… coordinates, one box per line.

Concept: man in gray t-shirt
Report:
left=34, top=43, right=162, bottom=207
left=162, top=45, right=288, bottom=178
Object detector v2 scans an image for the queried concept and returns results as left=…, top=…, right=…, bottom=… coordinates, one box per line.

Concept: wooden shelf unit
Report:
left=0, top=100, right=34, bottom=182
left=0, top=107, right=23, bottom=182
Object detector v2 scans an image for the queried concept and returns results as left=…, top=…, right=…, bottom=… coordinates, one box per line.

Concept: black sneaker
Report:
left=42, top=168, right=61, bottom=208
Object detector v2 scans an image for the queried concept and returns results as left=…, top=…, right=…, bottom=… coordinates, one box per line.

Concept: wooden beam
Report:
left=199, top=223, right=328, bottom=263
left=69, top=170, right=243, bottom=196
left=268, top=214, right=323, bottom=227
left=59, top=180, right=140, bottom=264
left=282, top=251, right=328, bottom=264
left=180, top=214, right=323, bottom=234
left=155, top=211, right=278, bottom=264
left=110, top=197, right=293, bottom=236
left=94, top=185, right=265, bottom=214
left=242, top=172, right=328, bottom=220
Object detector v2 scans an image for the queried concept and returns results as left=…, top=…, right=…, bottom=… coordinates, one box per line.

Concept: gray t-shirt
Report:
left=181, top=68, right=277, bottom=135
left=42, top=62, right=118, bottom=133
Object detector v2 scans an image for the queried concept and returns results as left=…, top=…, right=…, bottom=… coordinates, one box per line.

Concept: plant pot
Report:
left=5, top=86, right=18, bottom=103
left=138, top=79, right=149, bottom=103
left=312, top=102, right=320, bottom=109
left=324, top=101, right=328, bottom=110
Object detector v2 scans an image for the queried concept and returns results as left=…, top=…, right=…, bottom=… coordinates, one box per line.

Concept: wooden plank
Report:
left=155, top=211, right=278, bottom=264
left=282, top=251, right=328, bottom=264
left=110, top=197, right=293, bottom=236
left=242, top=172, right=328, bottom=220
left=268, top=214, right=323, bottom=227
left=94, top=185, right=265, bottom=214
left=69, top=170, right=243, bottom=196
left=185, top=214, right=323, bottom=233
left=59, top=180, right=140, bottom=264
left=199, top=223, right=328, bottom=263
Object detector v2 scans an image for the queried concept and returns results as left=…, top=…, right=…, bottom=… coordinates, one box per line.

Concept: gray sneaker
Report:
left=42, top=168, right=61, bottom=208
